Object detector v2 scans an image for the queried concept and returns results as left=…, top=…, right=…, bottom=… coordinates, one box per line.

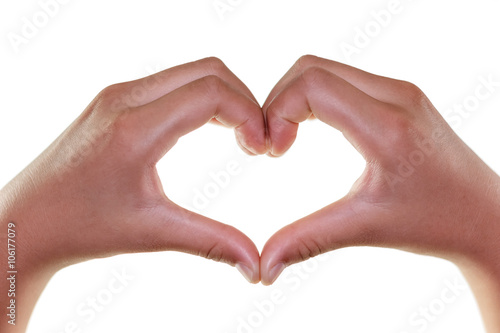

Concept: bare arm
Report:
left=260, top=55, right=500, bottom=332
left=0, top=57, right=265, bottom=332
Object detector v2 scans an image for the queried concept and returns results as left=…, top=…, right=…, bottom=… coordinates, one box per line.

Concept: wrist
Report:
left=453, top=174, right=500, bottom=275
left=452, top=182, right=500, bottom=333
left=1, top=191, right=58, bottom=332
left=1, top=177, right=62, bottom=277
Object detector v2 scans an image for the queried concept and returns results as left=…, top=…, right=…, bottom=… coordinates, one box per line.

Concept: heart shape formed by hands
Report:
left=135, top=55, right=474, bottom=287
left=33, top=55, right=494, bottom=293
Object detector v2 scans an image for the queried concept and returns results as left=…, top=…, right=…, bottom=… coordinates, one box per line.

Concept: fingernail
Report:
left=265, top=135, right=272, bottom=153
left=267, top=263, right=285, bottom=285
left=247, top=146, right=259, bottom=156
left=236, top=263, right=255, bottom=283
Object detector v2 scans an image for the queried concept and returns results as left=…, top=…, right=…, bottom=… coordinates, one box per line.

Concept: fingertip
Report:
left=162, top=206, right=262, bottom=277
left=260, top=238, right=287, bottom=285
left=238, top=138, right=266, bottom=156
left=266, top=117, right=298, bottom=157
left=236, top=139, right=257, bottom=156
left=236, top=263, right=260, bottom=284
left=247, top=143, right=268, bottom=156
left=265, top=136, right=284, bottom=158
left=265, top=134, right=288, bottom=158
left=261, top=263, right=286, bottom=286
left=235, top=124, right=267, bottom=155
left=266, top=151, right=283, bottom=158
left=227, top=230, right=261, bottom=284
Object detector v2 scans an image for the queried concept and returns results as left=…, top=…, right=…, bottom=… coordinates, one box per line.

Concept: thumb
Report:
left=143, top=202, right=261, bottom=284
left=260, top=196, right=382, bottom=285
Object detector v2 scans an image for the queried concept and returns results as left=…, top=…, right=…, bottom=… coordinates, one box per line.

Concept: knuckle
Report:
left=200, top=56, right=227, bottom=74
left=95, top=83, right=128, bottom=111
left=98, top=83, right=125, bottom=101
left=202, top=242, right=225, bottom=263
left=396, top=80, right=429, bottom=107
left=300, top=66, right=326, bottom=89
left=295, top=54, right=320, bottom=72
left=296, top=237, right=323, bottom=262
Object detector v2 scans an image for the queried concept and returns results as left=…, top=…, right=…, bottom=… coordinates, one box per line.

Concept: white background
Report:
left=1, top=0, right=500, bottom=332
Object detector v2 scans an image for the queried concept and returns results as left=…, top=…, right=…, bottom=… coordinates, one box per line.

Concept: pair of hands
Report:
left=2, top=55, right=500, bottom=331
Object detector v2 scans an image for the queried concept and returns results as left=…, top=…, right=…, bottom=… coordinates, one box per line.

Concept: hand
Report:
left=259, top=55, right=500, bottom=329
left=0, top=57, right=266, bottom=332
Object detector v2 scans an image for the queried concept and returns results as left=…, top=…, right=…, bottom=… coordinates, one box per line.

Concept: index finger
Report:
left=263, top=55, right=404, bottom=111
left=119, top=75, right=267, bottom=163
left=265, top=67, right=390, bottom=159
left=113, top=57, right=260, bottom=110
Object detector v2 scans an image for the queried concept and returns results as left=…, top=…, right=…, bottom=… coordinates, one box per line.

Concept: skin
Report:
left=260, top=55, right=500, bottom=332
left=0, top=57, right=265, bottom=333
left=1, top=55, right=499, bottom=332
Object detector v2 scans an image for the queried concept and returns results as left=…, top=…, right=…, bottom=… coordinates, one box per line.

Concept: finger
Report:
left=265, top=67, right=388, bottom=158
left=235, top=139, right=258, bottom=156
left=209, top=118, right=227, bottom=126
left=209, top=118, right=260, bottom=148
left=144, top=202, right=261, bottom=283
left=260, top=195, right=384, bottom=285
left=122, top=75, right=267, bottom=161
left=263, top=55, right=403, bottom=111
left=115, top=57, right=260, bottom=108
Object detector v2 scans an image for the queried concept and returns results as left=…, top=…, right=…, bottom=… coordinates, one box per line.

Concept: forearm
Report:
left=0, top=180, right=59, bottom=333
left=0, top=245, right=55, bottom=333
left=0, top=57, right=268, bottom=332
left=458, top=180, right=500, bottom=333
left=460, top=260, right=500, bottom=333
